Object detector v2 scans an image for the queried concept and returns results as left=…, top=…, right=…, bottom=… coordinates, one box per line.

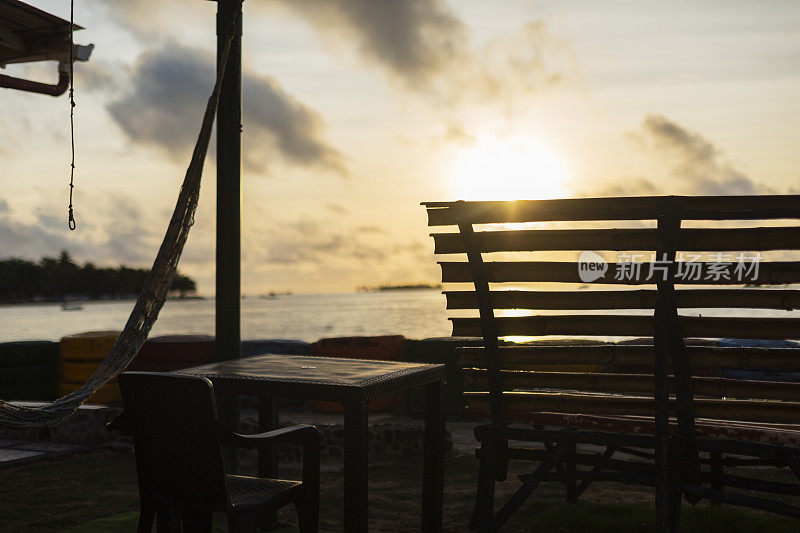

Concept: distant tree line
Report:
left=356, top=283, right=441, bottom=293
left=0, top=251, right=197, bottom=303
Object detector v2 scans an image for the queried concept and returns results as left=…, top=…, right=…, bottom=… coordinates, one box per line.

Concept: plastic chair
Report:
left=116, top=371, right=319, bottom=532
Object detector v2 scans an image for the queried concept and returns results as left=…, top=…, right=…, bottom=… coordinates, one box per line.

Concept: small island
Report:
left=0, top=251, right=197, bottom=304
left=356, top=283, right=441, bottom=293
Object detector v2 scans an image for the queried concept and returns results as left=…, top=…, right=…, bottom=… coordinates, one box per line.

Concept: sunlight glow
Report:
left=450, top=135, right=568, bottom=201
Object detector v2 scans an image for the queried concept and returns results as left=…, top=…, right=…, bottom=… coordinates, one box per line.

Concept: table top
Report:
left=176, top=354, right=445, bottom=401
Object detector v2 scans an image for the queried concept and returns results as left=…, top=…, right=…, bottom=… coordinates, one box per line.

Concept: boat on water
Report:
left=61, top=301, right=84, bottom=311
left=259, top=291, right=292, bottom=299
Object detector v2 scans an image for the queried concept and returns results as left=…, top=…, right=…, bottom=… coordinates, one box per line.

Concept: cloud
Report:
left=272, top=0, right=468, bottom=91
left=269, top=0, right=571, bottom=107
left=0, top=204, right=77, bottom=260
left=0, top=196, right=437, bottom=294
left=391, top=241, right=427, bottom=254
left=94, top=194, right=159, bottom=265
left=325, top=203, right=348, bottom=215
left=356, top=225, right=385, bottom=234
left=87, top=0, right=204, bottom=42
left=107, top=42, right=346, bottom=176
left=75, top=59, right=116, bottom=92
left=259, top=219, right=386, bottom=265
left=582, top=115, right=774, bottom=198
left=244, top=217, right=441, bottom=292
left=479, top=22, right=570, bottom=98
left=638, top=114, right=773, bottom=195
left=242, top=71, right=348, bottom=175
left=0, top=192, right=160, bottom=268
left=93, top=0, right=572, bottom=131
left=586, top=177, right=660, bottom=198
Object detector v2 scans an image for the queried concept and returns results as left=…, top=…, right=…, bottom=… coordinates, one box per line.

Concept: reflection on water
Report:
left=0, top=290, right=452, bottom=343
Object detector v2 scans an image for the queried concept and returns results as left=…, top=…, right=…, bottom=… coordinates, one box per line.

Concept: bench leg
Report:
left=565, top=437, right=577, bottom=503
left=495, top=443, right=560, bottom=530
left=659, top=444, right=681, bottom=533
left=710, top=450, right=723, bottom=505
left=577, top=445, right=617, bottom=498
left=536, top=425, right=564, bottom=476
left=667, top=480, right=681, bottom=533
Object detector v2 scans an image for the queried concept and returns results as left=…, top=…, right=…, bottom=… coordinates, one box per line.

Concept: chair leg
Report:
left=137, top=500, right=156, bottom=533
left=296, top=498, right=319, bottom=533
left=299, top=435, right=320, bottom=533
left=182, top=509, right=213, bottom=532
left=228, top=510, right=257, bottom=533
left=471, top=439, right=498, bottom=532
left=155, top=505, right=180, bottom=533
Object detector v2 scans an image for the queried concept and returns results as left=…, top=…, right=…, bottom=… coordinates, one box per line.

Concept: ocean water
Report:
left=0, top=290, right=452, bottom=343
left=3, top=288, right=799, bottom=345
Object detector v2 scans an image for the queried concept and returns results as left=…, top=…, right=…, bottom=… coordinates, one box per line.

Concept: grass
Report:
left=1, top=448, right=797, bottom=532
left=1, top=449, right=139, bottom=531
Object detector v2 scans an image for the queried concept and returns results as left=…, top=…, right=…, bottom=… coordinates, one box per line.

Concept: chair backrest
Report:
left=118, top=371, right=228, bottom=510
left=424, top=196, right=800, bottom=431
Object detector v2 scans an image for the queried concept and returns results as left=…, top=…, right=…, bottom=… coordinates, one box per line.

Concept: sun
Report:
left=449, top=135, right=568, bottom=201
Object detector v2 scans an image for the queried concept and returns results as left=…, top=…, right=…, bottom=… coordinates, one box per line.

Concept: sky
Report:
left=1, top=0, right=799, bottom=295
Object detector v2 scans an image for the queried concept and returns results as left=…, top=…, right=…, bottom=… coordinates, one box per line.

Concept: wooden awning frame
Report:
left=0, top=0, right=85, bottom=65
left=0, top=0, right=92, bottom=96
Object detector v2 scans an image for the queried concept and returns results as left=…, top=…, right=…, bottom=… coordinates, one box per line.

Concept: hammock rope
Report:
left=67, top=0, right=76, bottom=230
left=0, top=25, right=238, bottom=430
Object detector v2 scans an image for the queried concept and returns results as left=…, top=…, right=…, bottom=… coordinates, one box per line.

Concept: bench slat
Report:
left=432, top=227, right=800, bottom=254
left=424, top=196, right=800, bottom=225
left=462, top=369, right=800, bottom=401
left=433, top=229, right=658, bottom=253
left=444, top=289, right=800, bottom=310
left=457, top=345, right=800, bottom=370
left=465, top=391, right=800, bottom=424
left=450, top=315, right=800, bottom=339
left=451, top=314, right=652, bottom=337
left=439, top=261, right=800, bottom=285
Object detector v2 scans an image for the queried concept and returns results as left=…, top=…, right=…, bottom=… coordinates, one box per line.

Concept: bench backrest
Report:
left=424, top=196, right=800, bottom=431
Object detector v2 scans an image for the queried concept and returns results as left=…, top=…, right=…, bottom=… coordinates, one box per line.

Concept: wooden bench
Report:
left=424, top=196, right=800, bottom=531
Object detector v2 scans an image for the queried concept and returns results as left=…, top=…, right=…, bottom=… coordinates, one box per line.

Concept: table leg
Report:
left=219, top=395, right=241, bottom=474
left=258, top=396, right=279, bottom=477
left=422, top=381, right=445, bottom=532
left=343, top=399, right=369, bottom=533
left=258, top=396, right=279, bottom=530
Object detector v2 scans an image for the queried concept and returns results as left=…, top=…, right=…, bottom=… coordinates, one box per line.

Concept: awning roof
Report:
left=0, top=0, right=82, bottom=66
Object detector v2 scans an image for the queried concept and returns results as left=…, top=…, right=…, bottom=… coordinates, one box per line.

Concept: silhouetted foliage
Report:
left=0, top=251, right=197, bottom=303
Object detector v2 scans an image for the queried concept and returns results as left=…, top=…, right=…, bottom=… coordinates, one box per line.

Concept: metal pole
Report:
left=215, top=0, right=242, bottom=365
left=216, top=0, right=242, bottom=438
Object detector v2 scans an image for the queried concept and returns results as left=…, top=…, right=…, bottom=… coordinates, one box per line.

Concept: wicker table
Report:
left=178, top=354, right=446, bottom=532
